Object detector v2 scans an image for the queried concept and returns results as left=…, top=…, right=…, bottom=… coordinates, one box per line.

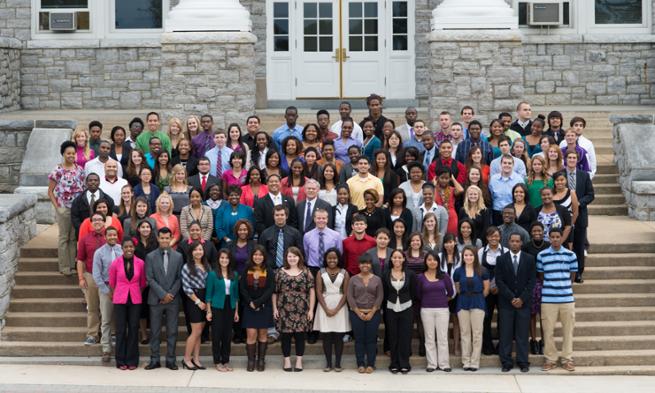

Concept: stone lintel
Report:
left=0, top=194, right=37, bottom=224
left=429, top=30, right=523, bottom=43
left=26, top=39, right=161, bottom=49
left=0, top=37, right=22, bottom=49
left=610, top=114, right=655, bottom=125
left=632, top=181, right=655, bottom=194
left=161, top=32, right=257, bottom=45
left=0, top=120, right=34, bottom=132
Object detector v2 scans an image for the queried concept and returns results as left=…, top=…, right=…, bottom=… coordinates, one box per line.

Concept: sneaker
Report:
left=562, top=361, right=575, bottom=372
left=542, top=362, right=557, bottom=371
left=83, top=336, right=97, bottom=346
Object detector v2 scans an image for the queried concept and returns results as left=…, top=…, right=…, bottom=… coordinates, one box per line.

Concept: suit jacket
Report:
left=188, top=173, right=221, bottom=197
left=365, top=247, right=393, bottom=277
left=395, top=124, right=412, bottom=143
left=253, top=193, right=298, bottom=235
left=573, top=170, right=595, bottom=228
left=109, top=142, right=132, bottom=169
left=296, top=198, right=334, bottom=233
left=495, top=251, right=536, bottom=309
left=109, top=256, right=147, bottom=304
left=70, top=190, right=116, bottom=236
left=329, top=203, right=358, bottom=236
left=146, top=248, right=184, bottom=306
left=338, top=162, right=357, bottom=185
left=258, top=224, right=303, bottom=269
left=171, top=154, right=199, bottom=177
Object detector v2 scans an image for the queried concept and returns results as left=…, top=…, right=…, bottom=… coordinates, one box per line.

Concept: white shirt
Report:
left=269, top=192, right=283, bottom=206
left=560, top=134, right=596, bottom=179
left=257, top=148, right=268, bottom=170
left=84, top=157, right=123, bottom=179
left=224, top=279, right=231, bottom=295
left=100, top=177, right=128, bottom=207
left=86, top=190, right=100, bottom=206
left=330, top=120, right=364, bottom=144
left=334, top=203, right=349, bottom=238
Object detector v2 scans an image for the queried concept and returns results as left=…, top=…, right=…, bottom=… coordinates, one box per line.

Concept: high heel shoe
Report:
left=191, top=360, right=206, bottom=370
left=182, top=360, right=197, bottom=370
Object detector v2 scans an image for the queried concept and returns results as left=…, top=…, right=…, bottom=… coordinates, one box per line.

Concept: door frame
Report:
left=265, top=0, right=416, bottom=100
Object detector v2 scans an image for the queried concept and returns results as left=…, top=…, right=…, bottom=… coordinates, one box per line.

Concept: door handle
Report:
left=341, top=48, right=350, bottom=62
left=332, top=48, right=341, bottom=62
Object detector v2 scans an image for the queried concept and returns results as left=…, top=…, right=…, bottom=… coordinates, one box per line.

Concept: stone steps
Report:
left=586, top=253, right=655, bottom=266
left=590, top=242, right=655, bottom=254
left=588, top=205, right=628, bottom=216
left=596, top=164, right=618, bottom=175
left=575, top=293, right=655, bottom=308
left=592, top=194, right=626, bottom=205
left=583, top=266, right=655, bottom=280
left=593, top=183, right=622, bottom=195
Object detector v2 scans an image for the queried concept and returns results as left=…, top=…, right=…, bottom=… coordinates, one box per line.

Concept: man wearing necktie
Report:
left=495, top=233, right=536, bottom=373
left=258, top=205, right=303, bottom=270
left=145, top=228, right=184, bottom=370
left=296, top=179, right=333, bottom=233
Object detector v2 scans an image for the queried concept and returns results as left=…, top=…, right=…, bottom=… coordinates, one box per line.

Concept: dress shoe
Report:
left=530, top=339, right=538, bottom=355
left=442, top=367, right=452, bottom=372
left=426, top=367, right=436, bottom=372
left=144, top=362, right=160, bottom=370
left=520, top=366, right=530, bottom=373
left=538, top=340, right=544, bottom=355
left=469, top=367, right=478, bottom=372
left=502, top=366, right=512, bottom=372
left=182, top=360, right=197, bottom=370
left=191, top=360, right=206, bottom=370
left=166, top=362, right=179, bottom=370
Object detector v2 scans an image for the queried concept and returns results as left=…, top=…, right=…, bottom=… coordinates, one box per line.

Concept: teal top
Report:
left=362, top=136, right=382, bottom=162
left=526, top=178, right=554, bottom=208
left=205, top=271, right=240, bottom=309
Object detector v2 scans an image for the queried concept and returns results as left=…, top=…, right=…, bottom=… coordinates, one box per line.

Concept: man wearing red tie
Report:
left=188, top=157, right=220, bottom=197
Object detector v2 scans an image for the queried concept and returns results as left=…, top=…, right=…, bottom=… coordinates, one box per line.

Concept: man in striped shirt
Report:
left=536, top=228, right=578, bottom=372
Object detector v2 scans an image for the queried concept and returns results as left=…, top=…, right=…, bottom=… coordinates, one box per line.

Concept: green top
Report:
left=526, top=177, right=554, bottom=208
left=206, top=271, right=240, bottom=310
left=135, top=130, right=172, bottom=155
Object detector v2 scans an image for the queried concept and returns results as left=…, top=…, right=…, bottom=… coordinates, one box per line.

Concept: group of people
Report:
left=47, top=95, right=593, bottom=373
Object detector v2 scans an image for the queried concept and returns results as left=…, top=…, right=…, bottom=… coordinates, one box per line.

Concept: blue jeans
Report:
left=349, top=310, right=381, bottom=368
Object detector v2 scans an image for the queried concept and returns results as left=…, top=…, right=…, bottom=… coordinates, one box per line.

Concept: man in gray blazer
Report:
left=296, top=179, right=333, bottom=233
left=145, top=227, right=184, bottom=370
left=395, top=106, right=417, bottom=142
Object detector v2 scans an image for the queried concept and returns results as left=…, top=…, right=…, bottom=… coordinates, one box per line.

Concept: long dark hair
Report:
left=461, top=245, right=482, bottom=276
left=217, top=248, right=235, bottom=279
left=246, top=244, right=267, bottom=273
left=423, top=250, right=445, bottom=279
left=186, top=241, right=211, bottom=276
left=457, top=218, right=477, bottom=245
left=389, top=249, right=407, bottom=271
left=372, top=149, right=396, bottom=187
left=440, top=233, right=460, bottom=267
left=130, top=196, right=150, bottom=232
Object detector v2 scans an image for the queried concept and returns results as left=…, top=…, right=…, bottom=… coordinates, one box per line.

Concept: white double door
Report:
left=271, top=0, right=415, bottom=99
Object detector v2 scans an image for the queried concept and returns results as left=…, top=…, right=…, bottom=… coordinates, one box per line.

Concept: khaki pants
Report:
left=55, top=207, right=76, bottom=274
left=541, top=302, right=575, bottom=363
left=421, top=308, right=451, bottom=369
left=458, top=309, right=485, bottom=369
left=82, top=272, right=100, bottom=339
left=98, top=291, right=114, bottom=353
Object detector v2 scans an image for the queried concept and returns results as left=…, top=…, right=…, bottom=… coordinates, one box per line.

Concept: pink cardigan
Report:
left=109, top=256, right=146, bottom=304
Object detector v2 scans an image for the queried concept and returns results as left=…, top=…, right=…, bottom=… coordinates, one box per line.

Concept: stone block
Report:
left=34, top=120, right=77, bottom=129
left=0, top=120, right=33, bottom=132
left=536, top=81, right=556, bottom=93
left=19, top=128, right=72, bottom=187
left=13, top=187, right=54, bottom=225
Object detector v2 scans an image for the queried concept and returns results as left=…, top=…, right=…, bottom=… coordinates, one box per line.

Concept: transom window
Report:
left=594, top=0, right=642, bottom=24
left=349, top=1, right=378, bottom=52
left=303, top=2, right=333, bottom=52
left=273, top=2, right=290, bottom=51
left=392, top=1, right=408, bottom=51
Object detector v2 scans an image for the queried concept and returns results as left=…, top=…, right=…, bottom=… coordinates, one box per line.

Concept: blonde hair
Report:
left=185, top=115, right=202, bottom=139
left=168, top=117, right=184, bottom=138
left=155, top=192, right=175, bottom=215
left=71, top=128, right=92, bottom=160
left=527, top=155, right=550, bottom=185
left=463, top=185, right=486, bottom=219
left=170, top=164, right=189, bottom=187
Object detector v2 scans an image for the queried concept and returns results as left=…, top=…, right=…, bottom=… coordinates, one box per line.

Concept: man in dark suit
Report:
left=296, top=179, right=333, bottom=233
left=253, top=174, right=297, bottom=235
left=495, top=232, right=536, bottom=373
left=188, top=156, right=221, bottom=197
left=70, top=172, right=115, bottom=237
left=145, top=228, right=184, bottom=370
left=258, top=205, right=303, bottom=269
left=564, top=150, right=594, bottom=283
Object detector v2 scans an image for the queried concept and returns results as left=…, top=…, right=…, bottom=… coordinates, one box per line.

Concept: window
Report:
left=517, top=1, right=570, bottom=26
left=37, top=0, right=90, bottom=31
left=114, top=0, right=163, bottom=30
left=594, top=0, right=642, bottom=24
left=391, top=1, right=408, bottom=51
left=303, top=2, right=333, bottom=52
left=349, top=2, right=378, bottom=52
left=273, top=2, right=290, bottom=51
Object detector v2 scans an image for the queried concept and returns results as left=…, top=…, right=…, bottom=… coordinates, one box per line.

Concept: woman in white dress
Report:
left=314, top=247, right=351, bottom=372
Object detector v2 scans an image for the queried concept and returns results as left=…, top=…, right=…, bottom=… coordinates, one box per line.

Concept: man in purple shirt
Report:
left=303, top=207, right=343, bottom=275
left=192, top=114, right=215, bottom=158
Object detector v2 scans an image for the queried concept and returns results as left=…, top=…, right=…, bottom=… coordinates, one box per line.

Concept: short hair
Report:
left=357, top=155, right=370, bottom=164
left=366, top=93, right=383, bottom=106
left=498, top=135, right=512, bottom=146
left=498, top=112, right=512, bottom=119
left=358, top=254, right=373, bottom=265
left=570, top=116, right=586, bottom=128
left=548, top=110, right=563, bottom=122
left=508, top=232, right=523, bottom=241
left=407, top=161, right=424, bottom=173
left=86, top=172, right=100, bottom=181
left=363, top=189, right=379, bottom=203
left=148, top=136, right=161, bottom=144
left=422, top=182, right=436, bottom=192
left=201, top=114, right=213, bottom=121
left=339, top=101, right=352, bottom=109
left=60, top=140, right=76, bottom=155
left=461, top=106, right=475, bottom=115
left=313, top=207, right=329, bottom=218
left=88, top=120, right=103, bottom=130
left=316, top=109, right=329, bottom=118
left=468, top=120, right=482, bottom=129
left=105, top=226, right=119, bottom=235
left=158, top=227, right=172, bottom=236
left=99, top=139, right=112, bottom=147
left=146, top=111, right=160, bottom=120
left=347, top=144, right=361, bottom=153
left=516, top=101, right=530, bottom=111
left=198, top=156, right=210, bottom=165
left=305, top=178, right=320, bottom=189
left=213, top=129, right=227, bottom=137
left=273, top=204, right=289, bottom=215
left=322, top=139, right=335, bottom=148
left=565, top=149, right=580, bottom=159
left=501, top=154, right=514, bottom=164
left=285, top=105, right=298, bottom=114
left=267, top=173, right=282, bottom=182
left=439, top=111, right=451, bottom=117
left=129, top=117, right=144, bottom=129
left=246, top=114, right=260, bottom=123
left=226, top=185, right=242, bottom=196
left=530, top=221, right=544, bottom=231
left=451, top=122, right=463, bottom=130
left=549, top=227, right=563, bottom=236
left=352, top=213, right=367, bottom=225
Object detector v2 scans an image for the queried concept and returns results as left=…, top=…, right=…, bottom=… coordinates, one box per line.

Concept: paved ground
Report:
left=0, top=364, right=653, bottom=393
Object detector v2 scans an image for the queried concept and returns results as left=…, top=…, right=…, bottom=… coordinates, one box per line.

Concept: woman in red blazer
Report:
left=109, top=238, right=147, bottom=370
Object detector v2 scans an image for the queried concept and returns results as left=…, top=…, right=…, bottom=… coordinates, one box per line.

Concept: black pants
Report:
left=321, top=332, right=345, bottom=368
left=385, top=308, right=413, bottom=370
left=498, top=305, right=531, bottom=368
left=114, top=297, right=141, bottom=367
left=483, top=292, right=499, bottom=352
left=280, top=332, right=306, bottom=357
left=573, top=225, right=587, bottom=277
left=211, top=296, right=235, bottom=364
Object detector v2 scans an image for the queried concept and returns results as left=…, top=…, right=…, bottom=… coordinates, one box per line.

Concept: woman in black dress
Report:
left=358, top=189, right=389, bottom=237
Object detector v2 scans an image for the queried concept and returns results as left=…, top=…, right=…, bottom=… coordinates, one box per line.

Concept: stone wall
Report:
left=0, top=0, right=30, bottom=43
left=0, top=194, right=37, bottom=325
left=428, top=30, right=524, bottom=128
left=611, top=114, right=655, bottom=221
left=0, top=37, right=21, bottom=112
left=0, top=120, right=31, bottom=192
left=523, top=41, right=655, bottom=106
left=160, top=32, right=257, bottom=129
left=20, top=45, right=162, bottom=110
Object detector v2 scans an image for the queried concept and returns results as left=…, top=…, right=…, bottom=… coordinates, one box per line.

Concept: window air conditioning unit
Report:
left=49, top=12, right=77, bottom=31
left=528, top=1, right=563, bottom=26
